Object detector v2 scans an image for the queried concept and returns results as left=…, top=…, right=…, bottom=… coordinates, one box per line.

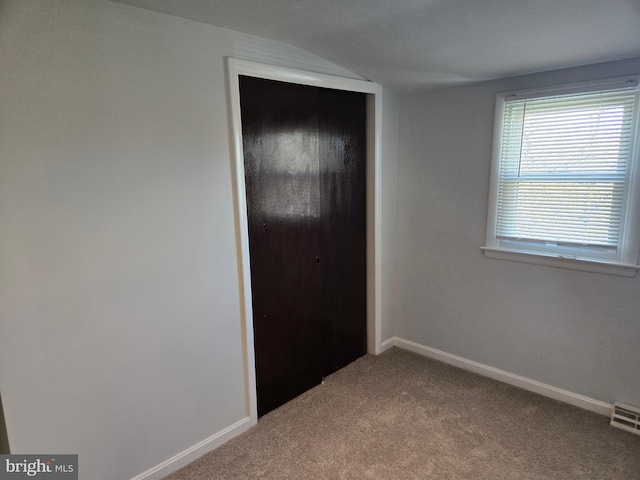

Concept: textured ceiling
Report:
left=112, top=0, right=640, bottom=92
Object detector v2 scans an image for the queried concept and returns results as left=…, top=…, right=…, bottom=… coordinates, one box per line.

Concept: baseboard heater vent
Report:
left=610, top=402, right=640, bottom=436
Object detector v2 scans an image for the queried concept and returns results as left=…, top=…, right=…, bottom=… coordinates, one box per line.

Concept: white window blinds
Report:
left=495, top=88, right=638, bottom=258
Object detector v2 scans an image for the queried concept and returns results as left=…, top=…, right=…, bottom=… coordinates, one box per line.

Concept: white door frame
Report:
left=226, top=58, right=382, bottom=424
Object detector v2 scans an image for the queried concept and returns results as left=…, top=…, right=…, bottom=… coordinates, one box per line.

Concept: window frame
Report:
left=482, top=77, right=640, bottom=277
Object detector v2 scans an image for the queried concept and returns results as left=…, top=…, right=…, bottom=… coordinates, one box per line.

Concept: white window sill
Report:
left=480, top=247, right=639, bottom=278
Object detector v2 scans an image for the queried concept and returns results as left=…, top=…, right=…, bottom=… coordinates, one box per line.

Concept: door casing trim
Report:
left=226, top=58, right=383, bottom=424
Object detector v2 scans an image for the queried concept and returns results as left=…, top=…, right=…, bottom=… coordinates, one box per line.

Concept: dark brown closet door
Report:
left=317, top=88, right=367, bottom=376
left=239, top=76, right=366, bottom=417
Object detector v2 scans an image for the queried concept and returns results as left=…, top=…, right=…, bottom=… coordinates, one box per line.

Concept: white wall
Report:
left=396, top=57, right=640, bottom=407
left=381, top=91, right=400, bottom=342
left=0, top=1, right=394, bottom=479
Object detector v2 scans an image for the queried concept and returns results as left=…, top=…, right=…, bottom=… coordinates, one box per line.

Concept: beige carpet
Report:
left=165, top=348, right=640, bottom=479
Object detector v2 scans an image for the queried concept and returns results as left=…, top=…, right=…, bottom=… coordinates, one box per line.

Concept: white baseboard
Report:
left=380, top=337, right=395, bottom=353
left=389, top=337, right=612, bottom=417
left=130, top=417, right=252, bottom=480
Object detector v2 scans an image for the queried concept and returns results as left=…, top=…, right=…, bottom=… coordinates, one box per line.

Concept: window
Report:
left=482, top=78, right=640, bottom=277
